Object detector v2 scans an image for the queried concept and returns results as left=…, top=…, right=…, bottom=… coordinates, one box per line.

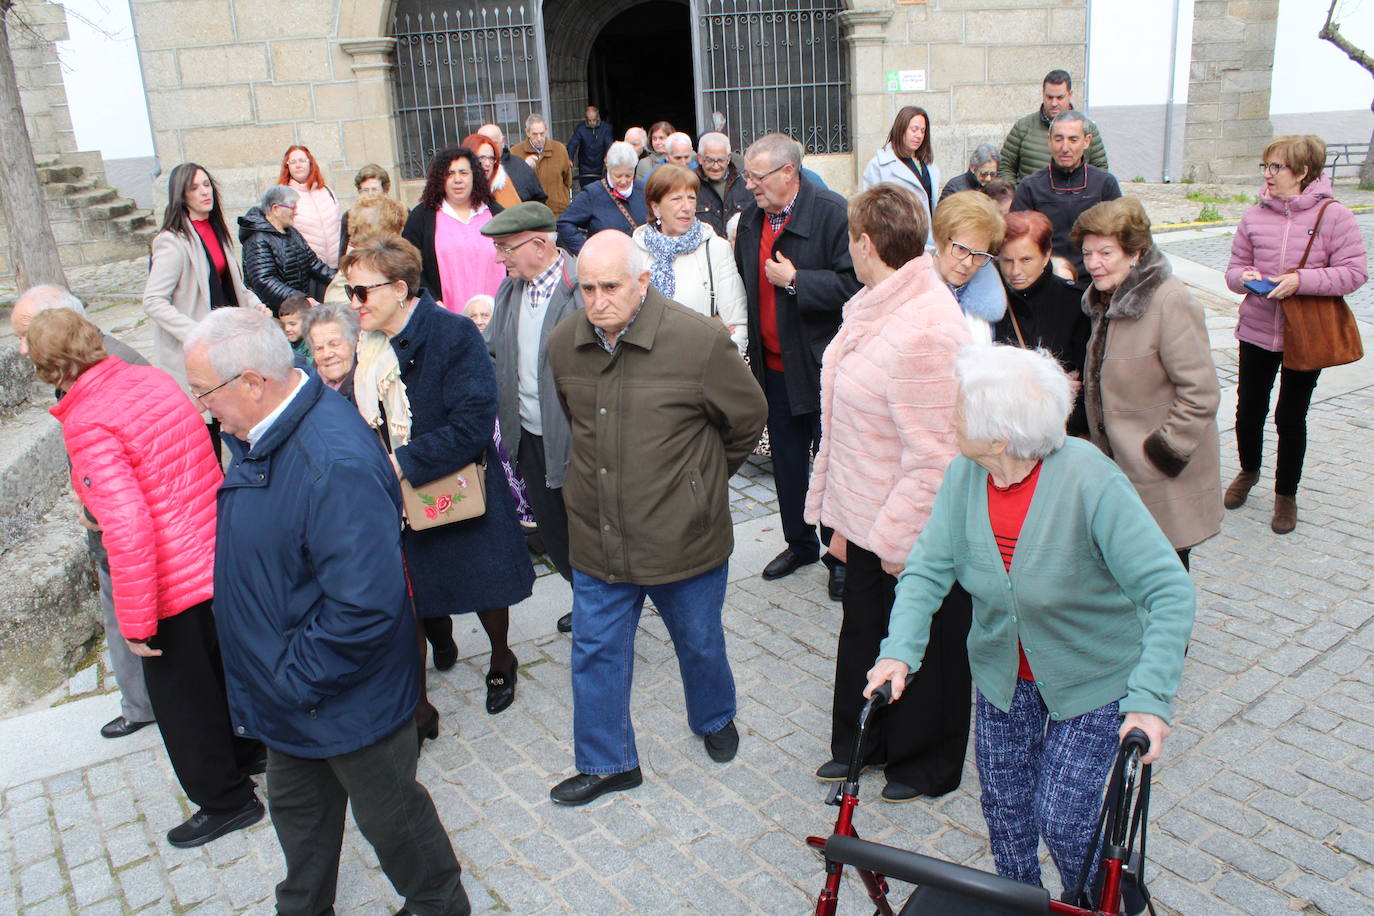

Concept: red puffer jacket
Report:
left=50, top=357, right=220, bottom=639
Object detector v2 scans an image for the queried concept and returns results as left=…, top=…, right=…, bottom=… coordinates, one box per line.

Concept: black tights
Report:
left=421, top=610, right=513, bottom=668
left=1235, top=341, right=1320, bottom=496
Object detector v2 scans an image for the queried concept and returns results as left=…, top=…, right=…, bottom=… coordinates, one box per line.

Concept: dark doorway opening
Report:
left=587, top=2, right=696, bottom=140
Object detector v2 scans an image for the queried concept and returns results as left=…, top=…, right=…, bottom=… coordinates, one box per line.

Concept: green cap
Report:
left=480, top=201, right=557, bottom=237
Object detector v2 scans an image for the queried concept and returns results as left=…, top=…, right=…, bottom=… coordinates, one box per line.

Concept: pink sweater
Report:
left=804, top=254, right=970, bottom=565
left=289, top=182, right=341, bottom=269
left=434, top=205, right=505, bottom=312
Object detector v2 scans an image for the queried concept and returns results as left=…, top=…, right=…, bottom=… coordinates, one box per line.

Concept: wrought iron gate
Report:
left=693, top=0, right=849, bottom=155
left=392, top=0, right=551, bottom=179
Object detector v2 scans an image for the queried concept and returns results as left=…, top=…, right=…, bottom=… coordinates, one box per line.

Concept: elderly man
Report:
left=481, top=202, right=582, bottom=634
left=734, top=133, right=860, bottom=599
left=184, top=308, right=469, bottom=916
left=567, top=104, right=615, bottom=189
left=477, top=122, right=548, bottom=206
left=624, top=126, right=648, bottom=159
left=940, top=143, right=1002, bottom=201
left=546, top=230, right=767, bottom=805
left=694, top=131, right=753, bottom=238
left=511, top=113, right=573, bottom=216
left=1000, top=69, right=1108, bottom=184
left=11, top=286, right=156, bottom=740
left=662, top=131, right=695, bottom=170
left=1011, top=110, right=1122, bottom=283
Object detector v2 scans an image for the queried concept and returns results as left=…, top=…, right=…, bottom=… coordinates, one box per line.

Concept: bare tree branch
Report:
left=1321, top=0, right=1374, bottom=75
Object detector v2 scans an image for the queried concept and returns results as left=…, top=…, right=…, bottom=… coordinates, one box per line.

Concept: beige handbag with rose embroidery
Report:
left=375, top=417, right=487, bottom=531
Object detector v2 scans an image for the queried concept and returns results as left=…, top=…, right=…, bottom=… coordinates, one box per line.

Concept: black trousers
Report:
left=140, top=600, right=260, bottom=813
left=517, top=428, right=572, bottom=582
left=763, top=367, right=826, bottom=562
left=830, top=545, right=972, bottom=792
left=268, top=721, right=469, bottom=916
left=1235, top=340, right=1321, bottom=496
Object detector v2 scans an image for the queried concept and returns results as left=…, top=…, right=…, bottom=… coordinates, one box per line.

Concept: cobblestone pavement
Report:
left=4, top=248, right=1374, bottom=915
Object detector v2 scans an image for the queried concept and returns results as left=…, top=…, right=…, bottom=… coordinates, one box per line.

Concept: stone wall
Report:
left=8, top=0, right=78, bottom=161
left=1182, top=0, right=1277, bottom=184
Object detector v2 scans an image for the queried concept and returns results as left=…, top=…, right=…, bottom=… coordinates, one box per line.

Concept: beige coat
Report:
left=1083, top=245, right=1222, bottom=550
left=142, top=223, right=262, bottom=394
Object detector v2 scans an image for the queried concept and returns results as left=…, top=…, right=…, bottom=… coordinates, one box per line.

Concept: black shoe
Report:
left=556, top=612, right=573, bottom=634
left=704, top=721, right=739, bottom=763
left=827, top=564, right=846, bottom=602
left=880, top=780, right=921, bottom=803
left=549, top=766, right=643, bottom=806
left=416, top=707, right=440, bottom=751
left=485, top=657, right=518, bottom=715
left=431, top=634, right=459, bottom=672
left=166, top=797, right=264, bottom=848
left=100, top=716, right=154, bottom=739
left=816, top=757, right=883, bottom=781
left=762, top=548, right=816, bottom=580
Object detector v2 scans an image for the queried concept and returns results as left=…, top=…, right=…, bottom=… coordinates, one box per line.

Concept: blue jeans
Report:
left=571, top=563, right=735, bottom=774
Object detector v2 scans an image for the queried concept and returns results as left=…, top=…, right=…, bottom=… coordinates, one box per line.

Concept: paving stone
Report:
left=68, top=859, right=115, bottom=907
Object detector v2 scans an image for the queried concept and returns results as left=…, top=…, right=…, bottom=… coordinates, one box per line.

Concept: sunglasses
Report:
left=346, top=280, right=394, bottom=304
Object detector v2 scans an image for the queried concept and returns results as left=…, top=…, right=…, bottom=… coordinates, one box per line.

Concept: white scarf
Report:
left=353, top=329, right=412, bottom=448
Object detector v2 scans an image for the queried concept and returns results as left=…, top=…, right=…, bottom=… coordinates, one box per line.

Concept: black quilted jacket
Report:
left=237, top=207, right=336, bottom=314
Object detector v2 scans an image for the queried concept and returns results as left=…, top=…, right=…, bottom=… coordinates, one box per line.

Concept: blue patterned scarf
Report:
left=640, top=219, right=706, bottom=299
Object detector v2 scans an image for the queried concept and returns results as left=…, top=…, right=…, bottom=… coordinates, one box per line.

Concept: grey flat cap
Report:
left=480, top=201, right=557, bottom=237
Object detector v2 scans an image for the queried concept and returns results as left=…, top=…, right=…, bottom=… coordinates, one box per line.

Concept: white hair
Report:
left=604, top=141, right=639, bottom=171
left=698, top=132, right=731, bottom=155
left=969, top=143, right=1000, bottom=170
left=525, top=112, right=547, bottom=130
left=624, top=126, right=647, bottom=145
left=16, top=285, right=86, bottom=317
left=185, top=307, right=294, bottom=382
left=302, top=302, right=359, bottom=345
left=262, top=184, right=299, bottom=210
left=955, top=344, right=1070, bottom=460
left=665, top=132, right=694, bottom=154
left=745, top=133, right=802, bottom=171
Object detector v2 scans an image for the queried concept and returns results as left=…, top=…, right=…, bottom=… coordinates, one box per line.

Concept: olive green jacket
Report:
left=999, top=107, right=1109, bottom=184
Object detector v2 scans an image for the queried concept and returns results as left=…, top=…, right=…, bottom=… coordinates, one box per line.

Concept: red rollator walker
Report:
left=807, top=678, right=1157, bottom=916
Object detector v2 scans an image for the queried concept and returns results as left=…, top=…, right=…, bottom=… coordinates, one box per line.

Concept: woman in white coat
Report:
left=861, top=106, right=940, bottom=245
left=632, top=164, right=748, bottom=355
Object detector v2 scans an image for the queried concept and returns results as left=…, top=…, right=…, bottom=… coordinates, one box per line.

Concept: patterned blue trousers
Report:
left=975, top=680, right=1119, bottom=890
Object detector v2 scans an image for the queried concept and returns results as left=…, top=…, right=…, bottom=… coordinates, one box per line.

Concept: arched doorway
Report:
left=587, top=2, right=696, bottom=139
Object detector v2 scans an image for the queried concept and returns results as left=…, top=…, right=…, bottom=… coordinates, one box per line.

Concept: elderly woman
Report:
left=304, top=303, right=359, bottom=402
left=557, top=141, right=647, bottom=255
left=401, top=146, right=506, bottom=312
left=279, top=146, right=340, bottom=284
left=325, top=194, right=408, bottom=304
left=861, top=107, right=940, bottom=239
left=932, top=190, right=1007, bottom=345
left=939, top=143, right=1000, bottom=201
left=31, top=308, right=264, bottom=847
left=631, top=164, right=748, bottom=354
left=238, top=185, right=336, bottom=315
left=1224, top=134, right=1369, bottom=533
left=995, top=209, right=1090, bottom=435
left=343, top=236, right=534, bottom=734
left=463, top=132, right=521, bottom=210
left=805, top=183, right=973, bottom=802
left=1074, top=197, right=1222, bottom=568
left=867, top=344, right=1195, bottom=890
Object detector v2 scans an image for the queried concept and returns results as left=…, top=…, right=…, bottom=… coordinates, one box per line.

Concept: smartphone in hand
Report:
left=1244, top=278, right=1278, bottom=296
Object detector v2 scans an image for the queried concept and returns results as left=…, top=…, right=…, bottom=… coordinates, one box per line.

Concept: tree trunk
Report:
left=1362, top=121, right=1374, bottom=189
left=0, top=6, right=68, bottom=290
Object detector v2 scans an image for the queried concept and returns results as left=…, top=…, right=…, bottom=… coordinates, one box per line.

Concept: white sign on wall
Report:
left=885, top=70, right=927, bottom=93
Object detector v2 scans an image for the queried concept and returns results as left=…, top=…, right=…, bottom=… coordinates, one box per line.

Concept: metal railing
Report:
left=1327, top=143, right=1369, bottom=183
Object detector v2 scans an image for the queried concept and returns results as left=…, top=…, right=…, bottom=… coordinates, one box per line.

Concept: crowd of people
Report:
left=6, top=65, right=1368, bottom=915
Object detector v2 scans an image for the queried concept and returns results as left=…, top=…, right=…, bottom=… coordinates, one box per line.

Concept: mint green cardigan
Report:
left=879, top=438, right=1194, bottom=723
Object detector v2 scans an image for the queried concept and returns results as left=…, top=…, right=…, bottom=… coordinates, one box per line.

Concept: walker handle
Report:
left=869, top=673, right=915, bottom=709
left=1121, top=727, right=1151, bottom=757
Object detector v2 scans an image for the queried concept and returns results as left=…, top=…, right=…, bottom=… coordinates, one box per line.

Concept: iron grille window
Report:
left=392, top=1, right=544, bottom=179
left=697, top=0, right=849, bottom=154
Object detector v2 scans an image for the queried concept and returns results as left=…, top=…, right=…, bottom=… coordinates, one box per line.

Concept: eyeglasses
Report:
left=345, top=280, right=394, bottom=304
left=947, top=241, right=993, bottom=266
left=273, top=203, right=297, bottom=212
left=494, top=236, right=541, bottom=256
left=194, top=372, right=242, bottom=404
left=476, top=155, right=496, bottom=164
left=744, top=163, right=788, bottom=185
left=1259, top=162, right=1289, bottom=175
left=700, top=156, right=730, bottom=167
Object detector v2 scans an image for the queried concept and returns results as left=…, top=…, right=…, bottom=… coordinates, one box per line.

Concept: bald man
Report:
left=546, top=230, right=766, bottom=805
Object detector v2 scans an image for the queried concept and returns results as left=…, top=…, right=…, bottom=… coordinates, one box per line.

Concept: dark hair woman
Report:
left=995, top=209, right=1090, bottom=435
left=860, top=106, right=939, bottom=240
left=1223, top=134, right=1368, bottom=533
left=142, top=162, right=264, bottom=429
left=400, top=145, right=505, bottom=312
left=343, top=236, right=535, bottom=740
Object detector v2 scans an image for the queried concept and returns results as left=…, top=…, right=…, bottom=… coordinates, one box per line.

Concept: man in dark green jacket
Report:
left=999, top=69, right=1108, bottom=184
left=546, top=230, right=767, bottom=807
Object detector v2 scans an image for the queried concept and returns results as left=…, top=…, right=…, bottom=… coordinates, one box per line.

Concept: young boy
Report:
left=278, top=297, right=313, bottom=364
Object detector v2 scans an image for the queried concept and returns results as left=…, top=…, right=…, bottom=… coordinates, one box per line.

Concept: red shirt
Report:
left=192, top=219, right=227, bottom=276
left=756, top=214, right=791, bottom=371
left=987, top=461, right=1042, bottom=680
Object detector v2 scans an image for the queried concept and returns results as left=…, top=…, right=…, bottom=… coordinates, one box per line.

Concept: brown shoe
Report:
left=1271, top=494, right=1298, bottom=534
left=1224, top=471, right=1259, bottom=509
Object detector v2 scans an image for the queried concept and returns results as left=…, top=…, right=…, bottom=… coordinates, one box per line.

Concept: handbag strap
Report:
left=705, top=235, right=717, bottom=317
left=608, top=184, right=639, bottom=230
left=1295, top=200, right=1337, bottom=271
left=1006, top=304, right=1027, bottom=348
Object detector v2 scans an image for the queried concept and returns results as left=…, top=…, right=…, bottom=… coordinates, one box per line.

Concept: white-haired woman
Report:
left=303, top=304, right=360, bottom=403
left=867, top=344, right=1195, bottom=892
left=556, top=141, right=647, bottom=255
left=939, top=143, right=1001, bottom=201
left=238, top=185, right=336, bottom=315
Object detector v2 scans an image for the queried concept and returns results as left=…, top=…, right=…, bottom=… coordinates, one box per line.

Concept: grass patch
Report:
left=1185, top=189, right=1253, bottom=204
left=1131, top=176, right=1147, bottom=183
left=1196, top=204, right=1224, bottom=222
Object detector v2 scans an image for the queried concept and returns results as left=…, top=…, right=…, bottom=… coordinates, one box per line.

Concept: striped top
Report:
left=987, top=461, right=1042, bottom=680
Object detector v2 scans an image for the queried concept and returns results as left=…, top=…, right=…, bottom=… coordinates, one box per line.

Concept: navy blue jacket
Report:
left=567, top=120, right=615, bottom=179
left=389, top=293, right=535, bottom=615
left=556, top=180, right=648, bottom=255
left=214, top=373, right=419, bottom=759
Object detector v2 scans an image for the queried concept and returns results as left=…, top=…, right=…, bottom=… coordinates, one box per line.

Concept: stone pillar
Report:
left=839, top=4, right=893, bottom=189
left=1183, top=0, right=1277, bottom=184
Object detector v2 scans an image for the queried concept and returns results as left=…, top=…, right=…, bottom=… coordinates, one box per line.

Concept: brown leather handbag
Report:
left=1280, top=199, right=1364, bottom=371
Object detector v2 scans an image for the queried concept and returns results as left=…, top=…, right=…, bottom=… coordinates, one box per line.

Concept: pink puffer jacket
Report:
left=289, top=182, right=341, bottom=269
left=804, top=254, right=970, bottom=565
left=1225, top=174, right=1368, bottom=352
left=50, top=358, right=221, bottom=639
